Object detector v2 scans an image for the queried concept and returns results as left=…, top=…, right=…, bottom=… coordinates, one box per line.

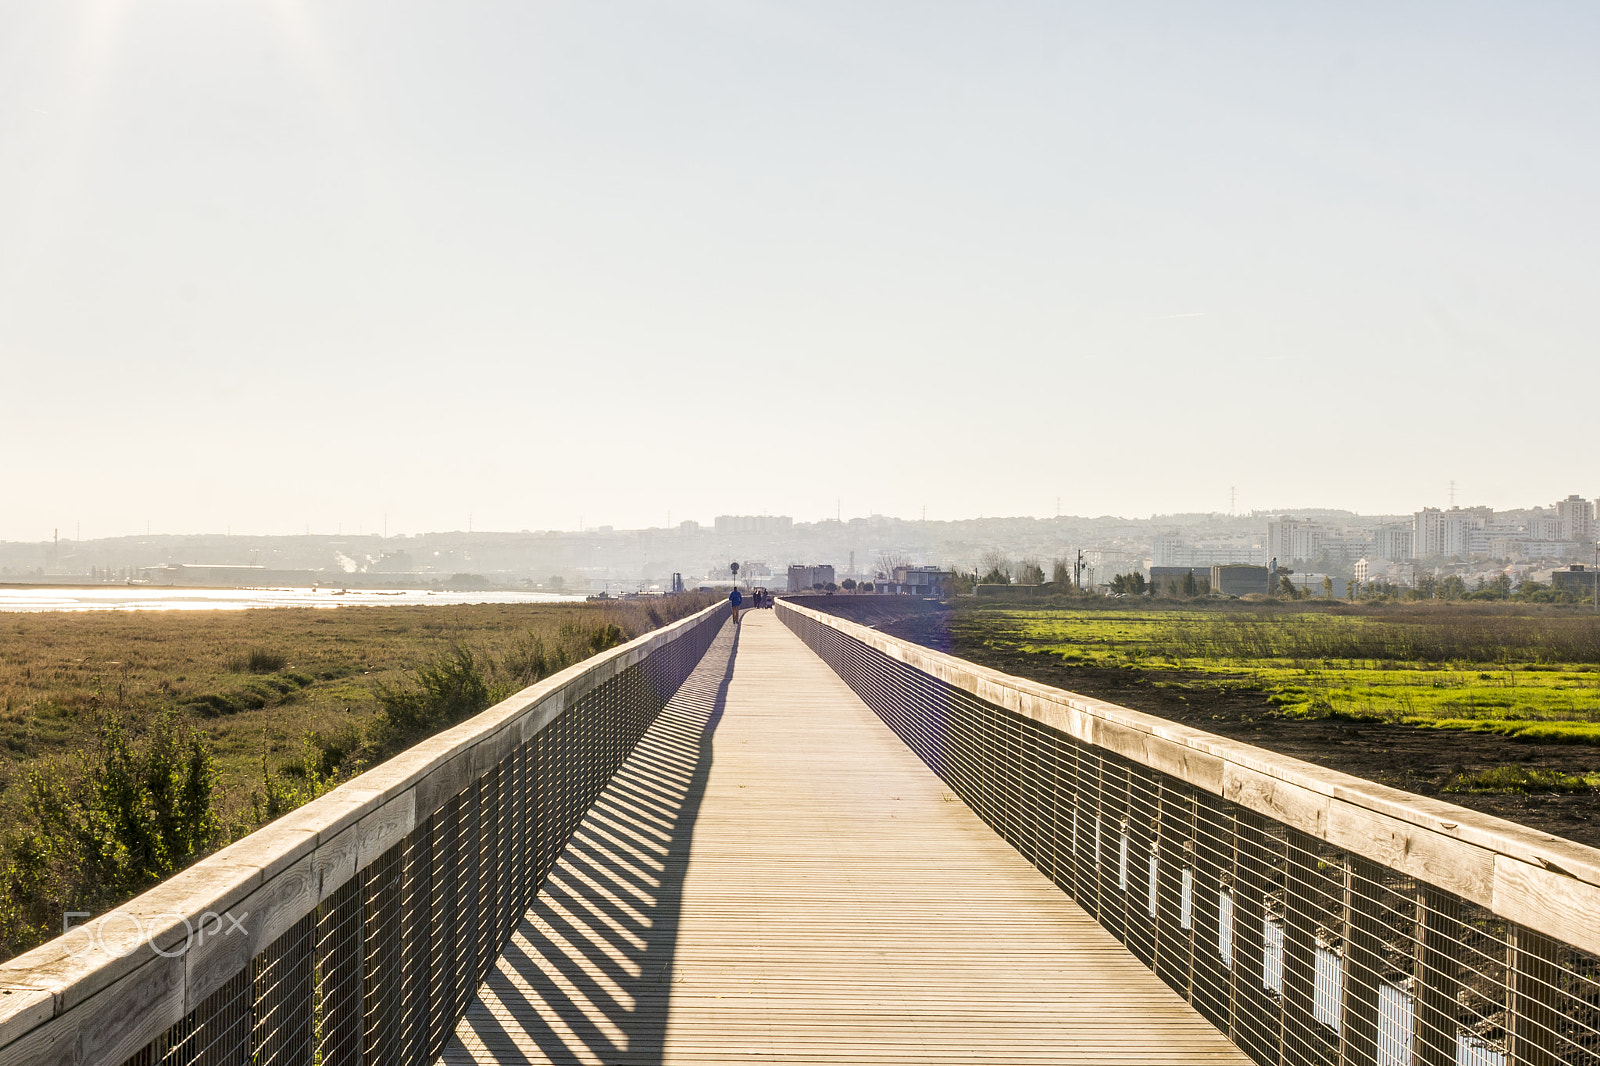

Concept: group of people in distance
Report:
left=728, top=586, right=772, bottom=622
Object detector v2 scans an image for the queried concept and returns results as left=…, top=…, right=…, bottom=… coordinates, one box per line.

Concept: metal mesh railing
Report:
left=7, top=604, right=726, bottom=1066
left=781, top=601, right=1600, bottom=1066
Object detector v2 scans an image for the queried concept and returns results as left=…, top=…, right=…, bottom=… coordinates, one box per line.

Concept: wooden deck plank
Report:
left=439, top=611, right=1253, bottom=1065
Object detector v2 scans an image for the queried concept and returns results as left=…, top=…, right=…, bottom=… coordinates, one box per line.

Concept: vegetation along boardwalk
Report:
left=439, top=610, right=1252, bottom=1064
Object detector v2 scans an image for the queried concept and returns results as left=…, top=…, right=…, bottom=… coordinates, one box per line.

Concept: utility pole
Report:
left=1076, top=548, right=1085, bottom=589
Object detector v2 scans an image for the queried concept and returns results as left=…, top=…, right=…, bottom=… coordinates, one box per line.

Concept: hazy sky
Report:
left=3, top=2, right=1598, bottom=540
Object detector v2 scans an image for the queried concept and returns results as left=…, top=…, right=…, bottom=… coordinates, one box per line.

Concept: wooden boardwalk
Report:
left=439, top=610, right=1253, bottom=1065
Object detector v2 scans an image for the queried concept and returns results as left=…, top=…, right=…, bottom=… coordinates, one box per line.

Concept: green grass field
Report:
left=974, top=607, right=1600, bottom=744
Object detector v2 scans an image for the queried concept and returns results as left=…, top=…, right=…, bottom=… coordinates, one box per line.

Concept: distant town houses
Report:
left=9, top=494, right=1597, bottom=600
left=1247, top=496, right=1598, bottom=574
left=1353, top=557, right=1416, bottom=588
left=714, top=514, right=794, bottom=535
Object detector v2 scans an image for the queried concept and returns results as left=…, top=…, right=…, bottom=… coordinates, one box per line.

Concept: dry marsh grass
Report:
left=0, top=593, right=718, bottom=958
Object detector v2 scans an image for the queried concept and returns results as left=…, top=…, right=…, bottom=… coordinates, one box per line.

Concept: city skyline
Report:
left=1, top=483, right=1592, bottom=544
left=8, top=490, right=1598, bottom=592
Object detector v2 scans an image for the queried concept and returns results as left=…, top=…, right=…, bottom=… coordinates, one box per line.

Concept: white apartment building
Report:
left=1413, top=506, right=1493, bottom=559
left=1153, top=535, right=1263, bottom=568
left=1266, top=519, right=1321, bottom=565
left=1266, top=518, right=1371, bottom=565
left=1555, top=494, right=1596, bottom=544
left=1373, top=525, right=1414, bottom=561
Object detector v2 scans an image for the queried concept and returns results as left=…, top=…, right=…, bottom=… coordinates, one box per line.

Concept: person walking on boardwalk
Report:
left=728, top=585, right=743, bottom=624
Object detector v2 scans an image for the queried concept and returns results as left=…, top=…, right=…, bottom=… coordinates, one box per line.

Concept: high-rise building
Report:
left=1267, top=518, right=1323, bottom=564
left=1265, top=518, right=1368, bottom=565
left=1554, top=495, right=1595, bottom=544
left=1413, top=506, right=1493, bottom=559
left=1373, top=525, right=1414, bottom=561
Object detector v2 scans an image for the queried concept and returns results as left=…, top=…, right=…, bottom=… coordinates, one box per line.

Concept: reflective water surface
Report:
left=0, top=587, right=589, bottom=613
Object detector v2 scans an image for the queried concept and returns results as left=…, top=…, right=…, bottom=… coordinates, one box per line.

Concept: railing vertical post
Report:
left=428, top=798, right=455, bottom=1057
left=1414, top=885, right=1462, bottom=1066
left=1223, top=807, right=1243, bottom=1043
left=1505, top=925, right=1564, bottom=1066
left=1180, top=797, right=1200, bottom=1006
left=1193, top=792, right=1226, bottom=1028
left=1069, top=733, right=1087, bottom=895
left=362, top=843, right=402, bottom=1066
left=512, top=742, right=529, bottom=921
left=1280, top=831, right=1328, bottom=1066
left=478, top=764, right=501, bottom=983
left=451, top=787, right=473, bottom=1024
left=1341, top=857, right=1385, bottom=1066
left=1111, top=766, right=1132, bottom=944
left=317, top=874, right=364, bottom=1066
left=1092, top=752, right=1108, bottom=923
left=1233, top=811, right=1272, bottom=1064
left=253, top=912, right=316, bottom=1066
left=463, top=776, right=484, bottom=1003
left=1150, top=780, right=1170, bottom=985
left=191, top=966, right=251, bottom=1066
left=1017, top=719, right=1042, bottom=873
left=1038, top=722, right=1054, bottom=874
left=398, top=817, right=433, bottom=1066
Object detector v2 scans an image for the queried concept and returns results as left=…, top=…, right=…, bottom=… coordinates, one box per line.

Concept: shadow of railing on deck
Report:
left=440, top=619, right=737, bottom=1065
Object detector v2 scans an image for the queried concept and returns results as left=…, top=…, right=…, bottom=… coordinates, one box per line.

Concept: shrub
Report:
left=246, top=648, right=288, bottom=673
left=226, top=648, right=289, bottom=673
left=0, top=710, right=220, bottom=956
left=372, top=645, right=498, bottom=744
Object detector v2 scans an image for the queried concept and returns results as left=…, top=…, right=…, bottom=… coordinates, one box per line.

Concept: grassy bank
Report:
left=0, top=593, right=719, bottom=959
left=983, top=605, right=1600, bottom=744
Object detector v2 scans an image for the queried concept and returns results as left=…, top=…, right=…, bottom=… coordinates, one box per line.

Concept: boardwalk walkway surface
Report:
left=440, top=611, right=1253, bottom=1065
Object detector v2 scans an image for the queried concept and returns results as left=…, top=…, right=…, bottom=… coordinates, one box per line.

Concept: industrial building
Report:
left=787, top=564, right=836, bottom=592
left=1552, top=564, right=1599, bottom=597
left=1210, top=564, right=1270, bottom=597
left=1148, top=566, right=1210, bottom=595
